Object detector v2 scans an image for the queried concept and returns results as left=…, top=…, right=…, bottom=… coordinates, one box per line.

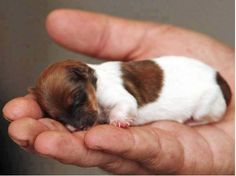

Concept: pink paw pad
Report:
left=111, top=120, right=130, bottom=128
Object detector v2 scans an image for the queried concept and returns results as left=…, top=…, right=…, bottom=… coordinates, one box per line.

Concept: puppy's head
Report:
left=30, top=60, right=98, bottom=130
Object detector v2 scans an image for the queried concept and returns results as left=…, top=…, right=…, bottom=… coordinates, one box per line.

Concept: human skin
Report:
left=2, top=9, right=234, bottom=174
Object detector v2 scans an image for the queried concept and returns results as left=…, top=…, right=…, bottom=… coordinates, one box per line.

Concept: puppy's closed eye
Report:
left=71, top=90, right=88, bottom=111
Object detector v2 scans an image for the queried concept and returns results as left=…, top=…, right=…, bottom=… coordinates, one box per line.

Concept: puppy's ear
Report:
left=67, top=66, right=89, bottom=82
left=86, top=67, right=97, bottom=88
left=67, top=66, right=97, bottom=86
left=89, top=69, right=97, bottom=88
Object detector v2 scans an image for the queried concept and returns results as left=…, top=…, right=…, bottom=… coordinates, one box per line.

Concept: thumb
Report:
left=46, top=9, right=153, bottom=61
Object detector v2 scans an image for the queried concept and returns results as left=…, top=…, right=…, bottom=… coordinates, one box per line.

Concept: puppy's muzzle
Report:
left=73, top=111, right=98, bottom=130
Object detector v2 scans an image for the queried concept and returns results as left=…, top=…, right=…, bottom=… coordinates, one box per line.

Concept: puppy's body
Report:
left=91, top=56, right=230, bottom=126
left=32, top=56, right=231, bottom=130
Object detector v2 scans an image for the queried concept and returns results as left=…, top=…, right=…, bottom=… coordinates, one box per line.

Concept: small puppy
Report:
left=30, top=56, right=231, bottom=131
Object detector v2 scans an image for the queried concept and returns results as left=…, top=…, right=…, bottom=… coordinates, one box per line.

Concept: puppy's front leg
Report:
left=109, top=102, right=137, bottom=128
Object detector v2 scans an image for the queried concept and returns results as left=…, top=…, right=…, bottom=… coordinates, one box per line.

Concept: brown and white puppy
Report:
left=30, top=60, right=98, bottom=130
left=30, top=56, right=231, bottom=131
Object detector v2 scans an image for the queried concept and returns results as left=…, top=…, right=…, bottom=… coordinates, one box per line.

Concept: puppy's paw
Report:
left=110, top=118, right=134, bottom=128
left=108, top=103, right=137, bottom=128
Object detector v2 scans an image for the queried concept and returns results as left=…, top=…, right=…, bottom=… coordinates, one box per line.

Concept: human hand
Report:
left=3, top=9, right=234, bottom=174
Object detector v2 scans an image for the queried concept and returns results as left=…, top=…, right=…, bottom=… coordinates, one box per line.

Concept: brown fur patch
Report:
left=121, top=60, right=163, bottom=107
left=216, top=72, right=232, bottom=106
left=32, top=62, right=72, bottom=117
left=86, top=83, right=98, bottom=111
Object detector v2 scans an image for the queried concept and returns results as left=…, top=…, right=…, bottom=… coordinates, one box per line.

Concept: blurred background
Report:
left=0, top=0, right=234, bottom=174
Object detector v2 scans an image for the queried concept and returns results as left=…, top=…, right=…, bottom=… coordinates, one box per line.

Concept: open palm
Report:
left=3, top=9, right=234, bottom=174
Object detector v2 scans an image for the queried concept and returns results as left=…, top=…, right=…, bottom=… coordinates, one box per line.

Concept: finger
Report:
left=8, top=118, right=47, bottom=151
left=38, top=118, right=69, bottom=132
left=150, top=121, right=216, bottom=174
left=8, top=117, right=69, bottom=151
left=34, top=131, right=150, bottom=174
left=2, top=95, right=43, bottom=121
left=85, top=125, right=184, bottom=173
left=46, top=9, right=160, bottom=61
left=46, top=9, right=234, bottom=67
left=195, top=121, right=234, bottom=174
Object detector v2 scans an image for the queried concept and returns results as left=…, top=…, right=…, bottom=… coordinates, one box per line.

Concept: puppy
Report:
left=30, top=56, right=231, bottom=131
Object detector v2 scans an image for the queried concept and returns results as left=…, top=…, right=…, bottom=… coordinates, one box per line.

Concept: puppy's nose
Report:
left=77, top=111, right=98, bottom=130
left=83, top=114, right=97, bottom=127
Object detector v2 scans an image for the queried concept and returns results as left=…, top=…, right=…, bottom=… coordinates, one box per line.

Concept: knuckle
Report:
left=102, top=159, right=124, bottom=173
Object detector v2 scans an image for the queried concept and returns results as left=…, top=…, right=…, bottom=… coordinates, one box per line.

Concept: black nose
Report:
left=75, top=111, right=97, bottom=130
left=84, top=115, right=96, bottom=126
left=78, top=117, right=96, bottom=130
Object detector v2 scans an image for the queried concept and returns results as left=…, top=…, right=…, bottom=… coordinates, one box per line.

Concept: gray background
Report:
left=0, top=0, right=234, bottom=174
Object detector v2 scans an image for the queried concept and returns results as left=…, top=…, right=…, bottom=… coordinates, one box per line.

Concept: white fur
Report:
left=90, top=56, right=227, bottom=126
left=89, top=62, right=138, bottom=125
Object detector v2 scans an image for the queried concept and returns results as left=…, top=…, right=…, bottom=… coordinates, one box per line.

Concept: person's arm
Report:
left=3, top=9, right=234, bottom=174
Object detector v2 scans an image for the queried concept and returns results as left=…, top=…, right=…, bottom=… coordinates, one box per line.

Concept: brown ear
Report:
left=67, top=66, right=89, bottom=81
left=89, top=70, right=97, bottom=88
left=67, top=65, right=95, bottom=79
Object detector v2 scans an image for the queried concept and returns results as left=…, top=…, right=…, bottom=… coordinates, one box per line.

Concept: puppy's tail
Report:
left=216, top=72, right=232, bottom=106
